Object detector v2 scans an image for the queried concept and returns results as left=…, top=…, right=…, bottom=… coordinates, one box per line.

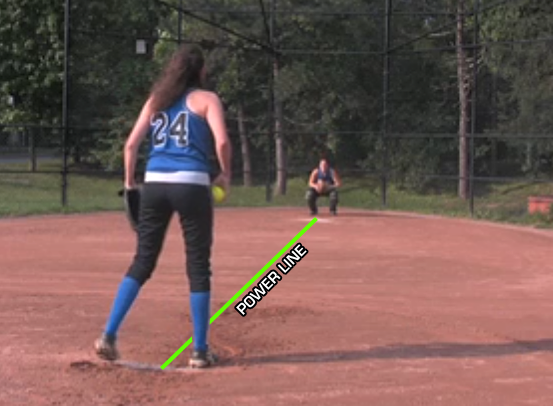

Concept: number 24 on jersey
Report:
left=151, top=111, right=188, bottom=148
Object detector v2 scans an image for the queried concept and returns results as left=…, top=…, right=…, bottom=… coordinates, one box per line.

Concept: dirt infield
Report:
left=2, top=207, right=553, bottom=405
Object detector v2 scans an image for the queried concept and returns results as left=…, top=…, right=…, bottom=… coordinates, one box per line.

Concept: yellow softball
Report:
left=212, top=185, right=226, bottom=203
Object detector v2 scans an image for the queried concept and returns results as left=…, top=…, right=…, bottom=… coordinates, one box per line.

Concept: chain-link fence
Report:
left=2, top=0, right=553, bottom=223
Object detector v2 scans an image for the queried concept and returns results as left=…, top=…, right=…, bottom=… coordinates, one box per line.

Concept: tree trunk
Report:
left=456, top=0, right=470, bottom=200
left=274, top=57, right=287, bottom=196
left=237, top=102, right=253, bottom=187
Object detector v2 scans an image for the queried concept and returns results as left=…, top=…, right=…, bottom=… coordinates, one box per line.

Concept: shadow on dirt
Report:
left=235, top=338, right=553, bottom=365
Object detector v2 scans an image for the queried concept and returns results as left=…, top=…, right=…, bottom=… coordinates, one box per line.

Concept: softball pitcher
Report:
left=94, top=44, right=231, bottom=368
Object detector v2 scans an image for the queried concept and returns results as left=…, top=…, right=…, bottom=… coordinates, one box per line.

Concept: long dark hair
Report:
left=149, top=44, right=205, bottom=112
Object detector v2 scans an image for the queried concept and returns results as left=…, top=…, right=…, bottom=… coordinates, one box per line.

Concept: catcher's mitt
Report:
left=316, top=180, right=335, bottom=195
left=118, top=187, right=141, bottom=233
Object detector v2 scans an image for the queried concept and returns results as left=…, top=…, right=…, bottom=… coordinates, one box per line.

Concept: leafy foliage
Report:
left=2, top=0, right=553, bottom=191
left=0, top=0, right=64, bottom=124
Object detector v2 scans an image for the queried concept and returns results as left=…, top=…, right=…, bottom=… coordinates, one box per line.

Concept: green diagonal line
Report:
left=160, top=217, right=318, bottom=370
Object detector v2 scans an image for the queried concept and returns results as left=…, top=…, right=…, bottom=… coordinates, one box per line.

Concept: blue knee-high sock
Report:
left=104, top=276, right=141, bottom=339
left=190, top=291, right=210, bottom=352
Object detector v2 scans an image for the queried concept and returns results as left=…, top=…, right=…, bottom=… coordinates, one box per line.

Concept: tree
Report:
left=481, top=0, right=553, bottom=178
left=68, top=0, right=162, bottom=166
left=0, top=0, right=64, bottom=126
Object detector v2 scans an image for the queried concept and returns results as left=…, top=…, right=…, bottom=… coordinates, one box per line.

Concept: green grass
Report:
left=0, top=172, right=122, bottom=217
left=1, top=164, right=553, bottom=228
left=221, top=176, right=553, bottom=228
left=0, top=160, right=121, bottom=217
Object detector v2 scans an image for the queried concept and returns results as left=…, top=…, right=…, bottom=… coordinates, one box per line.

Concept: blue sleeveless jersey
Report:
left=317, top=168, right=335, bottom=185
left=146, top=90, right=212, bottom=175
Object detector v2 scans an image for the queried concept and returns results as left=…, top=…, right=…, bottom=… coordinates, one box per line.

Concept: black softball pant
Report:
left=126, top=182, right=213, bottom=292
left=306, top=187, right=338, bottom=213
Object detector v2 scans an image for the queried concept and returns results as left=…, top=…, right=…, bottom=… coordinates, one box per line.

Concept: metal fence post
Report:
left=178, top=0, right=183, bottom=44
left=61, top=0, right=71, bottom=207
left=469, top=0, right=480, bottom=217
left=265, top=0, right=276, bottom=202
left=381, top=0, right=392, bottom=207
left=28, top=127, right=36, bottom=172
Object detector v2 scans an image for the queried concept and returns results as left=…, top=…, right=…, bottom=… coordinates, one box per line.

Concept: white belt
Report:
left=144, top=171, right=210, bottom=186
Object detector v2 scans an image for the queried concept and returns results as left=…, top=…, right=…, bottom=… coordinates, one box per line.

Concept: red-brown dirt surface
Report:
left=2, top=207, right=553, bottom=405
